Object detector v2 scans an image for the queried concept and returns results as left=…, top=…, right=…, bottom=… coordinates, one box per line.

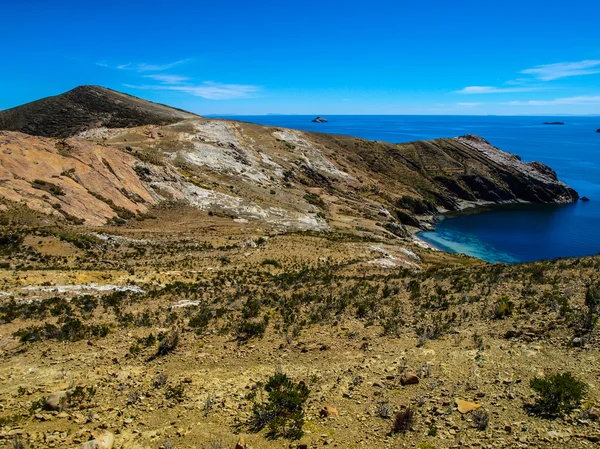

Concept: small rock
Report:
left=45, top=391, right=68, bottom=411
left=455, top=399, right=482, bottom=414
left=588, top=408, right=599, bottom=420
left=400, top=371, right=419, bottom=386
left=235, top=436, right=246, bottom=449
left=320, top=405, right=339, bottom=417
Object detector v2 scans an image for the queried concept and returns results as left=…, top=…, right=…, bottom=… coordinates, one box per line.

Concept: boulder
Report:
left=581, top=196, right=590, bottom=202
left=311, top=116, right=328, bottom=123
left=400, top=371, right=419, bottom=386
left=319, top=405, right=339, bottom=417
left=80, top=431, right=115, bottom=449
left=45, top=391, right=68, bottom=411
left=235, top=437, right=246, bottom=449
left=596, top=129, right=600, bottom=133
left=455, top=399, right=482, bottom=414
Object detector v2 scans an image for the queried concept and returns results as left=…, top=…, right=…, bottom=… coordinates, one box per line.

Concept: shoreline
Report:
left=408, top=199, right=579, bottom=263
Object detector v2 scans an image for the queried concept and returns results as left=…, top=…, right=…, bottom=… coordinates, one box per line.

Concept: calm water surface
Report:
left=217, top=115, right=600, bottom=263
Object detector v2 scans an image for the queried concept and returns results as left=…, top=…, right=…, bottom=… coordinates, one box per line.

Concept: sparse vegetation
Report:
left=529, top=372, right=587, bottom=416
left=391, top=407, right=414, bottom=433
left=250, top=373, right=310, bottom=440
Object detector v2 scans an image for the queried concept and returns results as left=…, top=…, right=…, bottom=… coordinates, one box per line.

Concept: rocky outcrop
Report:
left=0, top=85, right=197, bottom=138
left=312, top=116, right=328, bottom=123
left=543, top=122, right=564, bottom=125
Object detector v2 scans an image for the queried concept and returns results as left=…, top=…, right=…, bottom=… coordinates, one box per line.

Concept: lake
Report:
left=216, top=115, right=600, bottom=263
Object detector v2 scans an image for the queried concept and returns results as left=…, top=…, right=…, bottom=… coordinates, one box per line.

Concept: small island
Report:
left=543, top=121, right=565, bottom=125
left=596, top=129, right=600, bottom=133
left=312, top=116, right=328, bottom=123
left=581, top=196, right=590, bottom=202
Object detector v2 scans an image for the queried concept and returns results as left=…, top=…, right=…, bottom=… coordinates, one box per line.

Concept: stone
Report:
left=320, top=405, right=339, bottom=417
left=400, top=371, right=419, bottom=386
left=588, top=408, right=599, bottom=420
left=81, top=431, right=114, bottom=449
left=235, top=436, right=246, bottom=449
left=580, top=197, right=590, bottom=202
left=45, top=391, right=68, bottom=411
left=572, top=337, right=584, bottom=347
left=455, top=399, right=482, bottom=414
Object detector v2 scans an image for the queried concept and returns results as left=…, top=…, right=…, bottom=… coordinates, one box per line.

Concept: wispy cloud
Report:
left=456, top=86, right=544, bottom=94
left=125, top=82, right=260, bottom=100
left=97, top=59, right=190, bottom=72
left=521, top=60, right=600, bottom=81
left=144, top=74, right=190, bottom=84
left=456, top=102, right=482, bottom=107
left=99, top=58, right=259, bottom=100
left=506, top=95, right=600, bottom=106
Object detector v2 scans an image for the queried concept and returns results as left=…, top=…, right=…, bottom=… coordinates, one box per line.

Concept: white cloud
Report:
left=125, top=81, right=260, bottom=100
left=506, top=95, right=600, bottom=106
left=521, top=60, right=600, bottom=81
left=456, top=86, right=544, bottom=94
left=456, top=102, right=482, bottom=107
left=97, top=59, right=190, bottom=73
left=144, top=74, right=190, bottom=84
left=135, top=60, right=190, bottom=72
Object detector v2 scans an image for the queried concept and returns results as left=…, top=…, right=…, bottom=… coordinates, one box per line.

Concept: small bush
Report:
left=237, top=316, right=268, bottom=341
left=472, top=409, right=489, bottom=430
left=530, top=372, right=587, bottom=416
left=153, top=329, right=179, bottom=358
left=391, top=407, right=414, bottom=433
left=153, top=372, right=168, bottom=388
left=250, top=373, right=310, bottom=440
left=261, top=259, right=282, bottom=269
left=165, top=383, right=185, bottom=400
left=376, top=401, right=392, bottom=419
left=493, top=296, right=514, bottom=319
left=188, top=304, right=213, bottom=333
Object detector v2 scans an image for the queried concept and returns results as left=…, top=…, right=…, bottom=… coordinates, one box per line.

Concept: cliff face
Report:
left=0, top=87, right=578, bottom=236
left=0, top=86, right=197, bottom=138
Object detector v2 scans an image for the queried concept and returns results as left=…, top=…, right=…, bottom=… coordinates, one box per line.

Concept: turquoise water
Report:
left=218, top=115, right=600, bottom=263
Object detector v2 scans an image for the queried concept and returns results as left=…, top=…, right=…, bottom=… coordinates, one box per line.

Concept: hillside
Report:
left=0, top=86, right=197, bottom=138
left=0, top=109, right=578, bottom=238
left=1, top=89, right=597, bottom=449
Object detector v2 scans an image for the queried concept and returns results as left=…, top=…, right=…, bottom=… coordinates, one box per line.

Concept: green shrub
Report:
left=530, top=372, right=587, bottom=416
left=250, top=373, right=310, bottom=440
left=188, top=304, right=213, bottom=333
left=237, top=315, right=268, bottom=341
left=493, top=296, right=514, bottom=319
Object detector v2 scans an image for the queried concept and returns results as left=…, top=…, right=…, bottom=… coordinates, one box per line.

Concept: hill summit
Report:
left=0, top=85, right=197, bottom=138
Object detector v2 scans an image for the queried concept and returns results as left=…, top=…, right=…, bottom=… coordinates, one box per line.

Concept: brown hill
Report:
left=0, top=117, right=578, bottom=234
left=0, top=85, right=197, bottom=138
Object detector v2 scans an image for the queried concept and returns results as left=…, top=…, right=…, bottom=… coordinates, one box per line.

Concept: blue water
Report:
left=217, top=115, right=600, bottom=263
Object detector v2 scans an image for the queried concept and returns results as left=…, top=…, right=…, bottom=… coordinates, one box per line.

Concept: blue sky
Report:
left=1, top=0, right=600, bottom=115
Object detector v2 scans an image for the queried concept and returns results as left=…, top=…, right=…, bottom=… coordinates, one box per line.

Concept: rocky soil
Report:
left=0, top=211, right=599, bottom=448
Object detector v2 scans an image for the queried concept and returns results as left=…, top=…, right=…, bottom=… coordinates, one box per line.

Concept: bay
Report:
left=216, top=115, right=600, bottom=263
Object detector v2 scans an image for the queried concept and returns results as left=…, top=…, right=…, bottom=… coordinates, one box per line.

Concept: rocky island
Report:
left=543, top=121, right=565, bottom=125
left=311, top=116, right=328, bottom=123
